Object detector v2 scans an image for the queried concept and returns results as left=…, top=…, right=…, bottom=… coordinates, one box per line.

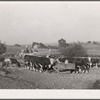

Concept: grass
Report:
left=82, top=43, right=100, bottom=56
left=6, top=45, right=59, bottom=56
left=1, top=43, right=100, bottom=89
left=6, top=45, right=25, bottom=54
left=6, top=43, right=100, bottom=56
left=0, top=66, right=100, bottom=89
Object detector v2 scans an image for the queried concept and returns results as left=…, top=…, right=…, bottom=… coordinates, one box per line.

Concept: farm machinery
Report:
left=53, top=63, right=75, bottom=73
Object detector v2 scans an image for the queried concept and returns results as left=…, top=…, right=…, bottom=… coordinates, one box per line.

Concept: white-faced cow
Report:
left=75, top=58, right=90, bottom=73
left=56, top=56, right=69, bottom=64
left=24, top=55, right=56, bottom=72
left=91, top=58, right=100, bottom=68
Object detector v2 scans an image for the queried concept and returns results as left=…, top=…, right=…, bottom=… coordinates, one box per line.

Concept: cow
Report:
left=36, top=56, right=56, bottom=72
left=67, top=57, right=75, bottom=63
left=87, top=57, right=92, bottom=68
left=0, top=55, right=5, bottom=67
left=24, top=55, right=32, bottom=68
left=0, top=55, right=5, bottom=62
left=24, top=55, right=56, bottom=72
left=2, top=58, right=21, bottom=68
left=24, top=55, right=40, bottom=71
left=75, top=58, right=90, bottom=73
left=56, top=56, right=69, bottom=64
left=24, top=55, right=39, bottom=70
left=91, top=58, right=100, bottom=68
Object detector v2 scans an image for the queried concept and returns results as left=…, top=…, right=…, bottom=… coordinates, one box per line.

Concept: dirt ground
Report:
left=0, top=65, right=100, bottom=89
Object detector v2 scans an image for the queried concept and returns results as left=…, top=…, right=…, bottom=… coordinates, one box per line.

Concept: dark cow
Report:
left=56, top=56, right=69, bottom=65
left=2, top=58, right=20, bottom=68
left=57, top=57, right=67, bottom=63
left=24, top=55, right=40, bottom=71
left=24, top=55, right=39, bottom=71
left=24, top=55, right=33, bottom=68
left=10, top=58, right=20, bottom=67
left=36, top=56, right=56, bottom=72
left=0, top=55, right=5, bottom=62
left=24, top=55, right=56, bottom=72
left=91, top=58, right=100, bottom=68
left=75, top=58, right=90, bottom=73
left=67, top=57, right=75, bottom=63
left=0, top=55, right=5, bottom=67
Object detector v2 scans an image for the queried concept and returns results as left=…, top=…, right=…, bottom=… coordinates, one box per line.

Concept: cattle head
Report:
left=55, top=58, right=61, bottom=64
left=46, top=54, right=50, bottom=58
left=48, top=57, right=57, bottom=69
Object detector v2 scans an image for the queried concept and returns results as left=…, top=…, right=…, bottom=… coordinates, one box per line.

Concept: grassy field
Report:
left=6, top=45, right=59, bottom=56
left=0, top=66, right=100, bottom=89
left=6, top=43, right=100, bottom=56
left=1, top=44, right=100, bottom=89
left=82, top=43, right=100, bottom=56
left=6, top=45, right=25, bottom=54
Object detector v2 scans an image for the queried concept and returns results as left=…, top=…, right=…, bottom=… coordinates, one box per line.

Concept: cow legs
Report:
left=31, top=63, right=34, bottom=71
left=24, top=62, right=30, bottom=68
left=5, top=62, right=10, bottom=67
left=78, top=66, right=82, bottom=73
left=28, top=64, right=31, bottom=70
left=95, top=63, right=98, bottom=68
left=75, top=64, right=79, bottom=74
left=36, top=63, right=42, bottom=72
left=31, top=63, right=37, bottom=71
left=85, top=65, right=90, bottom=73
left=80, top=65, right=85, bottom=73
left=39, top=65, right=44, bottom=73
left=80, top=65, right=90, bottom=73
left=32, top=63, right=42, bottom=72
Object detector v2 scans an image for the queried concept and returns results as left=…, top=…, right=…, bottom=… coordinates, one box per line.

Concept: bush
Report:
left=0, top=43, right=6, bottom=55
left=58, top=38, right=68, bottom=48
left=87, top=41, right=92, bottom=44
left=15, top=44, right=21, bottom=47
left=59, top=43, right=87, bottom=57
left=92, top=80, right=100, bottom=89
left=93, top=41, right=98, bottom=44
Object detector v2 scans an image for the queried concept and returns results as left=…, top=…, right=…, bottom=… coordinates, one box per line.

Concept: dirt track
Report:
left=0, top=66, right=100, bottom=89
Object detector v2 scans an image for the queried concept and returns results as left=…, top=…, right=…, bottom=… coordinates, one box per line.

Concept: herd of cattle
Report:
left=0, top=54, right=100, bottom=74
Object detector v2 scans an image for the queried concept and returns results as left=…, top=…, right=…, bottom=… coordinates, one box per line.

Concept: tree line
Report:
left=32, top=42, right=58, bottom=49
left=0, top=38, right=88, bottom=58
left=25, top=39, right=88, bottom=57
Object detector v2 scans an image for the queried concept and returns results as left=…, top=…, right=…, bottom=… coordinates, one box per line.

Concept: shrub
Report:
left=15, top=44, right=21, bottom=47
left=0, top=42, right=6, bottom=55
left=58, top=38, right=68, bottom=48
left=59, top=43, right=87, bottom=57
left=87, top=41, right=92, bottom=44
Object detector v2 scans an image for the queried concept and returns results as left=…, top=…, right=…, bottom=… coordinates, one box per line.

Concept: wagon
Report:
left=53, top=63, right=75, bottom=73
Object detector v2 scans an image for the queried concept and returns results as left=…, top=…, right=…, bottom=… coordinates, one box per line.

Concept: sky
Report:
left=0, top=1, right=100, bottom=45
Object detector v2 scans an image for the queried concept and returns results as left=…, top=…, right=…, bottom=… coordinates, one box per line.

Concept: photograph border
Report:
left=0, top=0, right=100, bottom=99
